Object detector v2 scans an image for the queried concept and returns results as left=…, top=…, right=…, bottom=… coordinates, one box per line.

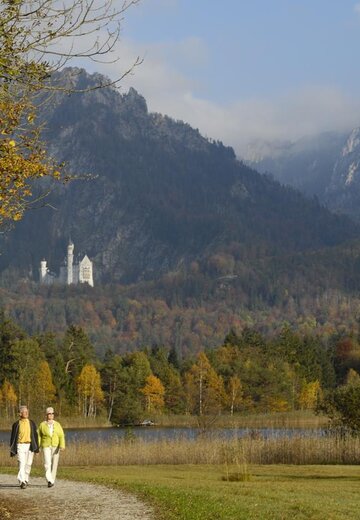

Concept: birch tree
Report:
left=77, top=363, right=104, bottom=417
left=141, top=374, right=165, bottom=413
left=1, top=379, right=17, bottom=418
left=227, top=375, right=242, bottom=416
left=34, top=360, right=56, bottom=412
left=185, top=352, right=225, bottom=419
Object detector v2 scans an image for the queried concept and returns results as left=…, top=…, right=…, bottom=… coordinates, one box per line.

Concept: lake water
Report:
left=0, top=426, right=324, bottom=445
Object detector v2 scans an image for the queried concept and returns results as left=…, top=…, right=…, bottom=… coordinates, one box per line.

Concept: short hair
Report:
left=19, top=405, right=28, bottom=413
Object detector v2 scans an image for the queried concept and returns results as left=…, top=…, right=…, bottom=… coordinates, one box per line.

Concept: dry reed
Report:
left=1, top=432, right=360, bottom=467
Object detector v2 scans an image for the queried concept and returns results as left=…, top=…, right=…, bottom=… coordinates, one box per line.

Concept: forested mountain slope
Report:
left=1, top=69, right=360, bottom=352
left=0, top=68, right=358, bottom=284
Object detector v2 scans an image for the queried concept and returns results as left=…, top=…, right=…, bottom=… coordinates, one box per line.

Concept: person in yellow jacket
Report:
left=38, top=407, right=65, bottom=488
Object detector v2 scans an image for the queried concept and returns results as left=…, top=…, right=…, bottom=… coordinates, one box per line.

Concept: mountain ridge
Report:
left=2, top=68, right=360, bottom=352
left=0, top=68, right=359, bottom=287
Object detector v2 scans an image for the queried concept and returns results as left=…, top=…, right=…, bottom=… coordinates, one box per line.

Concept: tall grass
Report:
left=1, top=432, right=360, bottom=467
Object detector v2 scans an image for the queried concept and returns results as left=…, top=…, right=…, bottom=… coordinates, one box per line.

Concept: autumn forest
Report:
left=0, top=308, right=359, bottom=426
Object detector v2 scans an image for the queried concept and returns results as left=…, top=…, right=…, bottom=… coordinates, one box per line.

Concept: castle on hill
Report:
left=39, top=240, right=94, bottom=287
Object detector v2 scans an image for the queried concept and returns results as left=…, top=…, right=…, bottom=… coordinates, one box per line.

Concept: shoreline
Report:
left=0, top=411, right=328, bottom=432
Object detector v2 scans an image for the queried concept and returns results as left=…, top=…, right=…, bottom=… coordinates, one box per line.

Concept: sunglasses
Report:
left=47, top=412, right=54, bottom=415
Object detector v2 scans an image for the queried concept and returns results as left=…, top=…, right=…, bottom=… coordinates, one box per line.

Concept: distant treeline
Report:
left=0, top=310, right=359, bottom=425
left=1, top=268, right=360, bottom=356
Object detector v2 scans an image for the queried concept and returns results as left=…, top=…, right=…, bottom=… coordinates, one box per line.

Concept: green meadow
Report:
left=57, top=464, right=360, bottom=520
left=2, top=462, right=360, bottom=519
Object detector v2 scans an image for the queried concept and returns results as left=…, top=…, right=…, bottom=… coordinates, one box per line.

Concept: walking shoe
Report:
left=20, top=482, right=26, bottom=489
left=48, top=482, right=54, bottom=488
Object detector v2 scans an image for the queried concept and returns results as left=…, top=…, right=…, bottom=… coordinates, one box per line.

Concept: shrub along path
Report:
left=0, top=474, right=154, bottom=520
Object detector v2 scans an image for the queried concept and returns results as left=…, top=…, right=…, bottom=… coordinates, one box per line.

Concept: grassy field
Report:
left=51, top=464, right=360, bottom=519
left=2, top=463, right=360, bottom=519
left=2, top=461, right=360, bottom=519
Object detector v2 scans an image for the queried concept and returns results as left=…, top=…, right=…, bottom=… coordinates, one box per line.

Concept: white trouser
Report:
left=43, top=446, right=60, bottom=484
left=17, top=443, right=34, bottom=484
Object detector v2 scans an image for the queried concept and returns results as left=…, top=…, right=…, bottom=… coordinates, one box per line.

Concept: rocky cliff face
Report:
left=324, top=128, right=360, bottom=220
left=247, top=128, right=360, bottom=223
left=247, top=132, right=346, bottom=198
left=1, top=68, right=359, bottom=283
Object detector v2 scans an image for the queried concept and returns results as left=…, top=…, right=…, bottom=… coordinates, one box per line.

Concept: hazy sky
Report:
left=83, top=0, right=360, bottom=157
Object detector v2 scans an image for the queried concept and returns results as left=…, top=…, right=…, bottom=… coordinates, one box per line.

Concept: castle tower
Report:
left=78, top=255, right=94, bottom=287
left=38, top=241, right=94, bottom=287
left=39, top=260, right=48, bottom=284
left=67, top=240, right=74, bottom=285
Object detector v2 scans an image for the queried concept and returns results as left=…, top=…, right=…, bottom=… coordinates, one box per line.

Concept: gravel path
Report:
left=0, top=474, right=154, bottom=520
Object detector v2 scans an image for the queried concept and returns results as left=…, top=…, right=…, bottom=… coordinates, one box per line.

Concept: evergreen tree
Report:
left=0, top=311, right=26, bottom=383
left=37, top=332, right=67, bottom=408
left=11, top=338, right=44, bottom=410
left=111, top=351, right=152, bottom=426
left=61, top=325, right=95, bottom=406
left=101, top=350, right=124, bottom=422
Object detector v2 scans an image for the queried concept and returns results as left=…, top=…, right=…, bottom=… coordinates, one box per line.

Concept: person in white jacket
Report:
left=38, top=407, right=65, bottom=488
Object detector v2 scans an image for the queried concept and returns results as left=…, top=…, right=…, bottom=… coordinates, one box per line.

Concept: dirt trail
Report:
left=0, top=474, right=154, bottom=519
